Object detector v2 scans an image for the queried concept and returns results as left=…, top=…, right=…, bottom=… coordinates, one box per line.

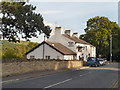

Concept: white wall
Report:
left=27, top=44, right=43, bottom=59
left=48, top=34, right=76, bottom=52
left=94, top=47, right=96, bottom=57
left=75, top=43, right=96, bottom=61
left=48, top=28, right=96, bottom=61
left=27, top=43, right=64, bottom=59
left=48, top=34, right=96, bottom=61
left=64, top=55, right=74, bottom=60
left=76, top=43, right=86, bottom=61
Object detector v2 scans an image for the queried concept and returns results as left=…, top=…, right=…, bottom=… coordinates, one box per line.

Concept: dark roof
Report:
left=26, top=41, right=76, bottom=55
left=62, top=34, right=94, bottom=46
left=46, top=41, right=76, bottom=55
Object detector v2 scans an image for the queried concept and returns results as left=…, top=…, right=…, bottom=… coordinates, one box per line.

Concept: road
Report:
left=2, top=63, right=120, bottom=89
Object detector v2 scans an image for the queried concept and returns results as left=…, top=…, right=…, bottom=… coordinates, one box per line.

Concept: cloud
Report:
left=37, top=10, right=63, bottom=15
left=44, top=21, right=65, bottom=35
left=44, top=21, right=56, bottom=35
left=44, top=21, right=56, bottom=28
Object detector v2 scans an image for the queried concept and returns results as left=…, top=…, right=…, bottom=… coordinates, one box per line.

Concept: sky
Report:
left=27, top=1, right=119, bottom=43
left=1, top=0, right=119, bottom=43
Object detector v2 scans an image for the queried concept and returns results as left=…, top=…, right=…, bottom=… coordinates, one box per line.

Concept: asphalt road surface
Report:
left=2, top=63, right=120, bottom=89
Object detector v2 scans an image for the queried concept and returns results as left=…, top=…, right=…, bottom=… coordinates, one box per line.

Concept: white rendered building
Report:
left=26, top=27, right=96, bottom=61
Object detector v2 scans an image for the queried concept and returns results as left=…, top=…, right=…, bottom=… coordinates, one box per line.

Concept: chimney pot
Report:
left=72, top=33, right=79, bottom=38
left=65, top=30, right=71, bottom=36
left=55, top=27, right=61, bottom=29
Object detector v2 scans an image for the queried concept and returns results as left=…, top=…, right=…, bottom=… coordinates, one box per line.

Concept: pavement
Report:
left=2, top=63, right=120, bottom=89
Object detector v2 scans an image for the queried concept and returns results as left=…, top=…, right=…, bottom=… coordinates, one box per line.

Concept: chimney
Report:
left=65, top=30, right=71, bottom=36
left=55, top=27, right=62, bottom=35
left=72, top=33, right=79, bottom=38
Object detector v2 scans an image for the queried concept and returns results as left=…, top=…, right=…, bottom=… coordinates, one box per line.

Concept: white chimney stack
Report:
left=72, top=33, right=79, bottom=38
left=65, top=30, right=71, bottom=36
left=55, top=27, right=62, bottom=35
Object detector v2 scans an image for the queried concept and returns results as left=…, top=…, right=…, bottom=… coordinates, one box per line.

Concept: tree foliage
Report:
left=1, top=40, right=39, bottom=59
left=80, top=16, right=120, bottom=61
left=1, top=2, right=51, bottom=42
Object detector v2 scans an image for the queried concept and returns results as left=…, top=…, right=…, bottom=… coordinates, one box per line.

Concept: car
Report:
left=98, top=59, right=105, bottom=66
left=103, top=58, right=107, bottom=64
left=87, top=57, right=100, bottom=67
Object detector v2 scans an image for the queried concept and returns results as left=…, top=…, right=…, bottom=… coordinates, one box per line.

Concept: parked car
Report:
left=87, top=57, right=100, bottom=67
left=98, top=59, right=105, bottom=66
left=103, top=58, right=107, bottom=64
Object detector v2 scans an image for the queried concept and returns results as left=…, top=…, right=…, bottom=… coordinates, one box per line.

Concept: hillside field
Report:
left=0, top=40, right=39, bottom=59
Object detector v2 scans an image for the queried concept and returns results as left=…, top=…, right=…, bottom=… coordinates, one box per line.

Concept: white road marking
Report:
left=44, top=72, right=92, bottom=89
left=1, top=78, right=20, bottom=84
left=89, top=67, right=120, bottom=71
left=79, top=72, right=91, bottom=77
left=44, top=78, right=72, bottom=89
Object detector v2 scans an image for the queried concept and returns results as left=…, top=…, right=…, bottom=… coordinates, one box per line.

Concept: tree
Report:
left=112, top=28, right=120, bottom=62
left=80, top=16, right=120, bottom=61
left=1, top=2, right=51, bottom=42
left=1, top=40, right=39, bottom=59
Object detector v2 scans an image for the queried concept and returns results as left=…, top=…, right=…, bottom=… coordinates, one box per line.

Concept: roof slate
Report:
left=62, top=34, right=94, bottom=46
left=46, top=41, right=76, bottom=55
left=26, top=41, right=76, bottom=55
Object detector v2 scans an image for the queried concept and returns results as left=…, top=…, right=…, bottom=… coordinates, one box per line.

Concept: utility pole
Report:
left=110, top=35, right=112, bottom=62
left=43, top=35, right=45, bottom=59
left=110, top=34, right=118, bottom=62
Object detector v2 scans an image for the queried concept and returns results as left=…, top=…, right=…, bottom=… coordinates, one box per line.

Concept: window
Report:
left=87, top=57, right=96, bottom=61
left=68, top=42, right=74, bottom=47
left=57, top=56, right=60, bottom=59
left=79, top=56, right=82, bottom=60
left=30, top=55, right=35, bottom=59
left=73, top=55, right=76, bottom=60
left=78, top=48, right=82, bottom=52
left=86, top=46, right=87, bottom=51
left=46, top=56, right=50, bottom=59
left=88, top=53, right=90, bottom=57
left=45, top=56, right=47, bottom=59
left=48, top=56, right=50, bottom=59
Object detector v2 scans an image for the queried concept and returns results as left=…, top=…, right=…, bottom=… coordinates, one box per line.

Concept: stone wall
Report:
left=2, top=59, right=83, bottom=77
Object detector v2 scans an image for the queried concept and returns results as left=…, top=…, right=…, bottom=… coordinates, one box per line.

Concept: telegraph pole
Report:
left=43, top=35, right=45, bottom=59
left=110, top=35, right=112, bottom=62
left=110, top=34, right=118, bottom=62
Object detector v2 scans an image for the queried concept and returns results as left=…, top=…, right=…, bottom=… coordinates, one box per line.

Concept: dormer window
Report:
left=68, top=42, right=74, bottom=47
left=30, top=55, right=35, bottom=59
